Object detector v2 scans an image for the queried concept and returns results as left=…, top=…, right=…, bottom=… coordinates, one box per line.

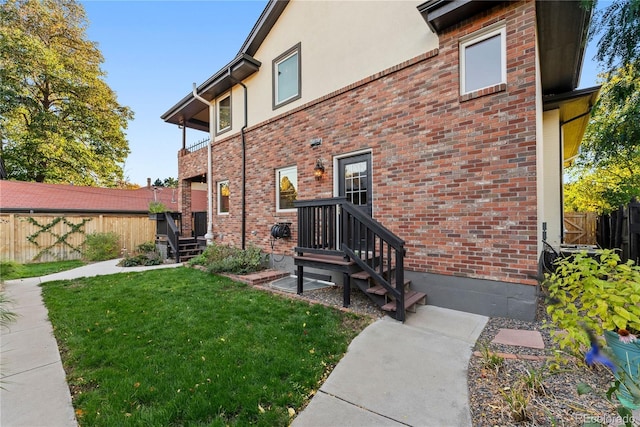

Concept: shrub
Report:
left=545, top=249, right=640, bottom=355
left=136, top=241, right=157, bottom=253
left=84, top=232, right=121, bottom=261
left=189, top=242, right=265, bottom=275
left=148, top=201, right=168, bottom=213
left=119, top=241, right=162, bottom=267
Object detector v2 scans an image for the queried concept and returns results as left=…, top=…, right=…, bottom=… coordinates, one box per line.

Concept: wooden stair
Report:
left=351, top=269, right=427, bottom=319
left=293, top=198, right=423, bottom=321
left=167, top=237, right=203, bottom=262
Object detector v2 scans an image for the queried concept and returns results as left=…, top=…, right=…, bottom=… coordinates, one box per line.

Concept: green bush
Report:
left=189, top=243, right=265, bottom=274
left=119, top=241, right=162, bottom=267
left=545, top=249, right=640, bottom=355
left=148, top=201, right=168, bottom=213
left=84, top=232, right=121, bottom=261
left=136, top=241, right=157, bottom=253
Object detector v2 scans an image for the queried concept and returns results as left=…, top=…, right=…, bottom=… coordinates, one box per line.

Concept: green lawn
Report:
left=41, top=267, right=370, bottom=426
left=1, top=260, right=85, bottom=280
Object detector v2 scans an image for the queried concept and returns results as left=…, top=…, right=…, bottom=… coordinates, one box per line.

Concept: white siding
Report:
left=240, top=0, right=439, bottom=129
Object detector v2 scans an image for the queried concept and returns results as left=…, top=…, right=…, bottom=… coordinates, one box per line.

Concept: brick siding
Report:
left=179, top=1, right=539, bottom=286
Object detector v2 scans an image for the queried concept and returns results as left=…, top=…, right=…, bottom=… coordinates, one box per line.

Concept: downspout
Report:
left=229, top=69, right=248, bottom=250
left=192, top=83, right=215, bottom=245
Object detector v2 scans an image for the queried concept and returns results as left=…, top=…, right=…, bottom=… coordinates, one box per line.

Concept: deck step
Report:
left=351, top=267, right=394, bottom=281
left=365, top=279, right=411, bottom=295
left=293, top=254, right=355, bottom=266
left=381, top=290, right=427, bottom=312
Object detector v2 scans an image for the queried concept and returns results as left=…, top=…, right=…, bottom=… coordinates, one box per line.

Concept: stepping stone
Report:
left=491, top=329, right=545, bottom=349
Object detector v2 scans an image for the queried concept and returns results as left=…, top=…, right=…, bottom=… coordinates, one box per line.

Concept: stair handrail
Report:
left=340, top=201, right=406, bottom=321
left=166, top=213, right=181, bottom=263
left=293, top=197, right=408, bottom=321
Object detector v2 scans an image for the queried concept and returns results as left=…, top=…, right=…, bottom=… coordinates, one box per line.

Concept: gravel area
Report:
left=468, top=296, right=634, bottom=427
left=292, top=284, right=386, bottom=320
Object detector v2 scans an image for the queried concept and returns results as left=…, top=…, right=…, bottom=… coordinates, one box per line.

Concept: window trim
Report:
left=459, top=23, right=506, bottom=95
left=275, top=165, right=298, bottom=212
left=217, top=180, right=230, bottom=215
left=216, top=92, right=232, bottom=135
left=272, top=43, right=302, bottom=109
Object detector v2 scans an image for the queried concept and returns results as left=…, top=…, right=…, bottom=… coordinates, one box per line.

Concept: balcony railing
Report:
left=186, top=137, right=210, bottom=153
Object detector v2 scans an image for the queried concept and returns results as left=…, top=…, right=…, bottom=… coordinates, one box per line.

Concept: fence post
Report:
left=10, top=214, right=16, bottom=261
left=629, top=201, right=640, bottom=264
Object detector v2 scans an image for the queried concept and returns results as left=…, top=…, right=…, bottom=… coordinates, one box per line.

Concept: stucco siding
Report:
left=247, top=0, right=439, bottom=127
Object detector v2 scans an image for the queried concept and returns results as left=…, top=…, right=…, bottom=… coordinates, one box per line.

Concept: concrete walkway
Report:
left=0, top=259, right=182, bottom=427
left=0, top=260, right=488, bottom=427
left=292, top=306, right=488, bottom=426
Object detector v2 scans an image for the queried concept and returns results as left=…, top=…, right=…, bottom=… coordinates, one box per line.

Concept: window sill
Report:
left=459, top=83, right=506, bottom=103
left=216, top=127, right=231, bottom=136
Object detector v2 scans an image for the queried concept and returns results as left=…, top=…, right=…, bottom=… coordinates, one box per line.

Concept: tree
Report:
left=565, top=64, right=640, bottom=213
left=564, top=1, right=640, bottom=212
left=0, top=0, right=133, bottom=186
left=582, top=63, right=640, bottom=167
left=152, top=177, right=178, bottom=188
left=564, top=163, right=640, bottom=214
left=590, top=0, right=640, bottom=73
left=580, top=0, right=640, bottom=163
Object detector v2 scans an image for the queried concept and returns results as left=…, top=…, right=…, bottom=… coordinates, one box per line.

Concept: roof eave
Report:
left=238, top=0, right=289, bottom=56
left=0, top=208, right=159, bottom=214
left=543, top=86, right=601, bottom=164
left=161, top=54, right=261, bottom=129
left=542, top=85, right=601, bottom=111
left=417, top=0, right=501, bottom=33
left=536, top=0, right=593, bottom=95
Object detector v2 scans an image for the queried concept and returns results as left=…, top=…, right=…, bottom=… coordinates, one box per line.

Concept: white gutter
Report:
left=192, top=83, right=215, bottom=245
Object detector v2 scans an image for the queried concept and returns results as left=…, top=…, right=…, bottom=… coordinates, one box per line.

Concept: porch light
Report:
left=314, top=159, right=325, bottom=180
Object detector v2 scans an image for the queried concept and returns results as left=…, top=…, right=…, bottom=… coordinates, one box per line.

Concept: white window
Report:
left=218, top=180, right=229, bottom=215
left=460, top=24, right=506, bottom=95
left=217, top=93, right=231, bottom=134
left=273, top=43, right=301, bottom=108
left=276, top=166, right=297, bottom=211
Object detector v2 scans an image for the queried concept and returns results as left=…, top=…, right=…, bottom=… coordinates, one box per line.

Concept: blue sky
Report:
left=82, top=1, right=268, bottom=186
left=82, top=1, right=606, bottom=187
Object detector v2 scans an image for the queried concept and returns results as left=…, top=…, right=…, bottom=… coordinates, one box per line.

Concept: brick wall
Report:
left=179, top=1, right=539, bottom=286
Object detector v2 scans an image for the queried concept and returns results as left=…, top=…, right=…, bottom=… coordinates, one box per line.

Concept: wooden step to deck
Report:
left=351, top=268, right=394, bottom=281
left=381, top=290, right=427, bottom=312
left=365, top=279, right=411, bottom=295
left=294, top=253, right=354, bottom=266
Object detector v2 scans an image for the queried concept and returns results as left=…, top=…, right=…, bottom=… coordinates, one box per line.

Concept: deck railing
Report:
left=294, top=198, right=344, bottom=257
left=165, top=213, right=181, bottom=262
left=294, top=197, right=407, bottom=321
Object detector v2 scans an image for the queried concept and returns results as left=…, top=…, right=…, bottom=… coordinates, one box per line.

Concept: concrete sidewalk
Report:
left=1, top=260, right=488, bottom=427
left=292, top=305, right=488, bottom=427
left=0, top=259, right=182, bottom=427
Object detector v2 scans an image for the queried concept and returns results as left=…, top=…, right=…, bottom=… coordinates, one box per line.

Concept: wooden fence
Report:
left=564, top=212, right=597, bottom=245
left=0, top=213, right=156, bottom=263
left=597, top=201, right=640, bottom=265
